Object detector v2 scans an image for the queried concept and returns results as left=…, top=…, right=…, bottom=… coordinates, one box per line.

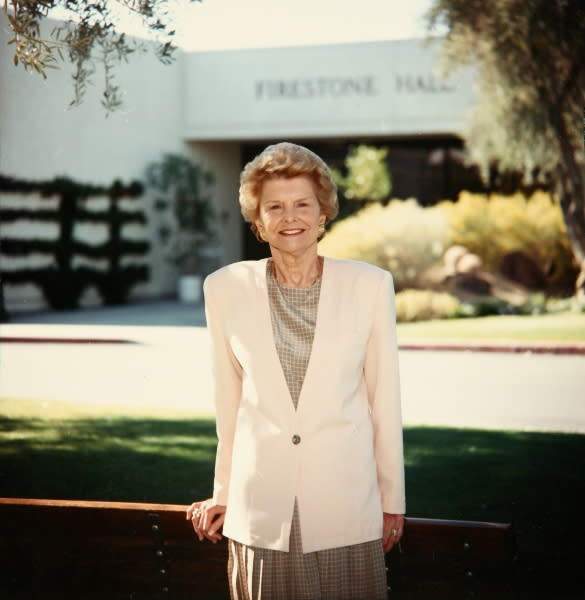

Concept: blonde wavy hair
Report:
left=239, top=142, right=339, bottom=241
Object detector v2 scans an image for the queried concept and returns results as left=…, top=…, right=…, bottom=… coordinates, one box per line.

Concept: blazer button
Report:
left=292, top=434, right=301, bottom=445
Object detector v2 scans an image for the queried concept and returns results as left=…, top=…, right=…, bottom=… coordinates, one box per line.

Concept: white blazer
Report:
left=204, top=257, right=405, bottom=553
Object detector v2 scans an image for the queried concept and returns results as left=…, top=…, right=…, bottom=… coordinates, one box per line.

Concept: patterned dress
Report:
left=227, top=261, right=388, bottom=600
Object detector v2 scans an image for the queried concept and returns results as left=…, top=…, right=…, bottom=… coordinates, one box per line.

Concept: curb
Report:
left=0, top=336, right=136, bottom=344
left=398, top=341, right=585, bottom=355
left=2, top=334, right=584, bottom=355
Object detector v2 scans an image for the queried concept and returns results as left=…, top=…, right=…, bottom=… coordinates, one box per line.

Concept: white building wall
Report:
left=0, top=16, right=185, bottom=180
left=187, top=142, right=243, bottom=270
left=0, top=14, right=215, bottom=311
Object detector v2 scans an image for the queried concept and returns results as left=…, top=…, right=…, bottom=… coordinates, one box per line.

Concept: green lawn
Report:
left=1, top=398, right=584, bottom=597
left=397, top=311, right=585, bottom=342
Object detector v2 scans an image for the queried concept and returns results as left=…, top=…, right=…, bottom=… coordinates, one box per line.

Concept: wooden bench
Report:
left=0, top=498, right=516, bottom=599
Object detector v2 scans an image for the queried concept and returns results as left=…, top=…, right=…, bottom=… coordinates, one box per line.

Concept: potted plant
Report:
left=146, top=153, right=216, bottom=303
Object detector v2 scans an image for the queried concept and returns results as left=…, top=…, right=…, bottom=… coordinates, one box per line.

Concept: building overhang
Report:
left=182, top=38, right=475, bottom=142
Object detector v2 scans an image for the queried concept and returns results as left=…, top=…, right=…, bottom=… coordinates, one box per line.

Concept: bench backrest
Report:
left=0, top=498, right=515, bottom=599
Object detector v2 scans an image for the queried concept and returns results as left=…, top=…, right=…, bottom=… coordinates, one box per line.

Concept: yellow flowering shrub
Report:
left=395, top=289, right=461, bottom=322
left=319, top=199, right=448, bottom=291
left=320, top=191, right=576, bottom=297
left=438, top=191, right=576, bottom=286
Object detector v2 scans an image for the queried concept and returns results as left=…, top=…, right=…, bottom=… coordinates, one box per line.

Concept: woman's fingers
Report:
left=396, top=516, right=405, bottom=539
left=186, top=500, right=226, bottom=543
left=382, top=523, right=392, bottom=553
left=205, top=510, right=226, bottom=543
left=186, top=502, right=201, bottom=521
left=186, top=501, right=205, bottom=540
left=201, top=505, right=226, bottom=543
left=383, top=513, right=405, bottom=552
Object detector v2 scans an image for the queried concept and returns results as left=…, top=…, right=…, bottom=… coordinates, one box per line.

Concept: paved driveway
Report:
left=1, top=320, right=584, bottom=432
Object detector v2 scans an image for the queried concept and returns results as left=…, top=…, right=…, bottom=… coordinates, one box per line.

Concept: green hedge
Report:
left=0, top=175, right=149, bottom=311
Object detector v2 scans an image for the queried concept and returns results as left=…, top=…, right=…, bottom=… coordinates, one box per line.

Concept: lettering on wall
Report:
left=254, top=74, right=457, bottom=100
left=395, top=74, right=456, bottom=93
left=255, top=76, right=378, bottom=99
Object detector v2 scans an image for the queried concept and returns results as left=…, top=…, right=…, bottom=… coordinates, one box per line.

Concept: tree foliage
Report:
left=428, top=0, right=585, bottom=296
left=331, top=144, right=392, bottom=222
left=332, top=144, right=392, bottom=203
left=146, top=153, right=216, bottom=274
left=3, top=0, right=199, bottom=112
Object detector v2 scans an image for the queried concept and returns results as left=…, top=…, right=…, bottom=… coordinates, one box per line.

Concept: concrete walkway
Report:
left=2, top=301, right=584, bottom=433
left=2, top=300, right=207, bottom=328
left=2, top=299, right=584, bottom=355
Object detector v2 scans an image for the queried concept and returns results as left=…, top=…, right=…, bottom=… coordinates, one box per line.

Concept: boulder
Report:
left=455, top=253, right=483, bottom=275
left=500, top=251, right=547, bottom=290
left=443, top=245, right=468, bottom=274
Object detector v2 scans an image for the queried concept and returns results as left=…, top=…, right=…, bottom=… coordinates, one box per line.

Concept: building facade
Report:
left=0, top=13, right=476, bottom=312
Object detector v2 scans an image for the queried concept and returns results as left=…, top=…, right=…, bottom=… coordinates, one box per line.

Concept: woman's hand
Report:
left=186, top=499, right=227, bottom=543
left=382, top=513, right=405, bottom=553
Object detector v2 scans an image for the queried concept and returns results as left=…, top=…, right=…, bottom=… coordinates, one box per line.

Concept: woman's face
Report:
left=255, top=176, right=325, bottom=255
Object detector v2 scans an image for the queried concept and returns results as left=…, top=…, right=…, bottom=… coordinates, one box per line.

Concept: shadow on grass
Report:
left=1, top=418, right=583, bottom=593
left=0, top=416, right=218, bottom=504
left=403, top=427, right=585, bottom=596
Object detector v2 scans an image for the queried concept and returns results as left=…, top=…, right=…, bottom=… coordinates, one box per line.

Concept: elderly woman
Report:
left=187, top=142, right=405, bottom=600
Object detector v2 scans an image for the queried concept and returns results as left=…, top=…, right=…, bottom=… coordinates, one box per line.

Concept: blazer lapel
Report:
left=253, top=259, right=297, bottom=414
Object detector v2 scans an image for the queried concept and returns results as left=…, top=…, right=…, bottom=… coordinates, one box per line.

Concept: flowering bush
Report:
left=319, top=199, right=448, bottom=291
left=395, top=289, right=461, bottom=322
left=320, top=191, right=577, bottom=315
left=437, top=191, right=576, bottom=288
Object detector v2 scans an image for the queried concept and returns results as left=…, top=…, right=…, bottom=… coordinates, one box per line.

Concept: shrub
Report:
left=332, top=145, right=391, bottom=203
left=0, top=175, right=149, bottom=310
left=146, top=154, right=216, bottom=275
left=395, top=289, right=461, bottom=322
left=438, top=191, right=577, bottom=288
left=320, top=199, right=448, bottom=291
left=545, top=296, right=585, bottom=314
left=464, top=297, right=518, bottom=317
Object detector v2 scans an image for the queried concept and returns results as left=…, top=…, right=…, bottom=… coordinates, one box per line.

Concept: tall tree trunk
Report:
left=555, top=112, right=585, bottom=298
left=558, top=175, right=585, bottom=298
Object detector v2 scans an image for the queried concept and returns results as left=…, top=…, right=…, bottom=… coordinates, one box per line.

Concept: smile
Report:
left=280, top=229, right=304, bottom=235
